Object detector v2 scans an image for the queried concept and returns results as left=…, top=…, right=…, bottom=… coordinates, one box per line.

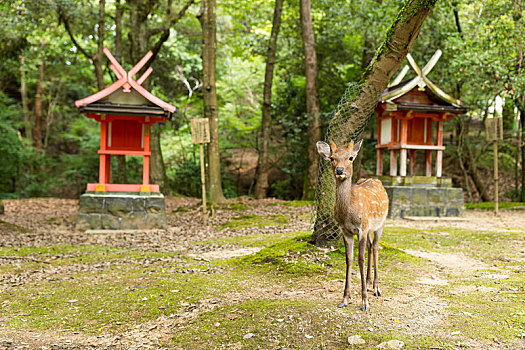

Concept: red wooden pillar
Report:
left=399, top=119, right=408, bottom=176
left=142, top=124, right=151, bottom=188
left=436, top=120, right=443, bottom=177
left=99, top=119, right=109, bottom=185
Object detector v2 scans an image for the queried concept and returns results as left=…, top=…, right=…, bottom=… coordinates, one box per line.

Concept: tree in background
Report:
left=199, top=0, right=226, bottom=203
left=254, top=0, right=284, bottom=199
left=299, top=0, right=321, bottom=200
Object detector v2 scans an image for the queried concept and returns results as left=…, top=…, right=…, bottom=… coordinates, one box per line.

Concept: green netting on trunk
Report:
left=311, top=82, right=377, bottom=245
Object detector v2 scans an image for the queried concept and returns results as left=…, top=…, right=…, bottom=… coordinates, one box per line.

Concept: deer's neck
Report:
left=335, top=178, right=354, bottom=218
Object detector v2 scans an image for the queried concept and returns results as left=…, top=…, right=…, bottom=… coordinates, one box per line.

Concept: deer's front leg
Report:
left=366, top=237, right=373, bottom=291
left=358, top=235, right=369, bottom=311
left=338, top=233, right=354, bottom=308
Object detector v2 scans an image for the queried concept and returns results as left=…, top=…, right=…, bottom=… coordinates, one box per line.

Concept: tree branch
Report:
left=147, top=0, right=195, bottom=67
left=57, top=6, right=94, bottom=61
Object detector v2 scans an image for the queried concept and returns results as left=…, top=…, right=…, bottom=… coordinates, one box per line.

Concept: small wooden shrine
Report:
left=75, top=48, right=176, bottom=193
left=375, top=50, right=468, bottom=178
left=75, top=48, right=175, bottom=231
left=374, top=50, right=468, bottom=218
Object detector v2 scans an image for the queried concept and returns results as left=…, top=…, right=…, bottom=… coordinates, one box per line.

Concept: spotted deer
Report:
left=317, top=140, right=389, bottom=311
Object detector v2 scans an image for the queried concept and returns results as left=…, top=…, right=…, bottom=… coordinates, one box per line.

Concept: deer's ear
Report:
left=353, top=139, right=363, bottom=155
left=316, top=141, right=332, bottom=160
left=329, top=140, right=337, bottom=153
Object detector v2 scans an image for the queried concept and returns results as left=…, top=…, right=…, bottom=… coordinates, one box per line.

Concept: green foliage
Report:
left=0, top=122, right=23, bottom=195
left=168, top=158, right=202, bottom=197
left=0, top=0, right=524, bottom=202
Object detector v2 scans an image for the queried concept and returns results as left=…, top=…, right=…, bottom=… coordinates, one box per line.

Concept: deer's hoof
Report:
left=361, top=304, right=369, bottom=312
left=374, top=290, right=382, bottom=297
left=337, top=302, right=348, bottom=308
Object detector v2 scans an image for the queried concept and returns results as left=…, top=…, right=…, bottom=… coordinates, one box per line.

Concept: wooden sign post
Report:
left=486, top=117, right=503, bottom=215
left=191, top=118, right=211, bottom=225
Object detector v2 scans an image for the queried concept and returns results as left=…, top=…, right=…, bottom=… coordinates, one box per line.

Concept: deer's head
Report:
left=316, top=140, right=363, bottom=181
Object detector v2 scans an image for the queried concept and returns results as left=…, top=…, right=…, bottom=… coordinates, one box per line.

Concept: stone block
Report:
left=120, top=213, right=144, bottom=230
left=78, top=195, right=106, bottom=214
left=145, top=197, right=165, bottom=214
left=101, top=214, right=121, bottom=230
left=132, top=197, right=146, bottom=212
left=77, top=192, right=167, bottom=231
left=411, top=189, right=427, bottom=205
left=76, top=214, right=101, bottom=230
left=106, top=196, right=133, bottom=216
left=384, top=183, right=465, bottom=219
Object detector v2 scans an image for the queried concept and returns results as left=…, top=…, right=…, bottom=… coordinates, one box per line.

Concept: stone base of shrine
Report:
left=379, top=176, right=465, bottom=218
left=76, top=192, right=167, bottom=231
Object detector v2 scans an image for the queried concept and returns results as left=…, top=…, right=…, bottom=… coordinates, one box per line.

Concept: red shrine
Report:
left=374, top=50, right=468, bottom=178
left=75, top=48, right=176, bottom=193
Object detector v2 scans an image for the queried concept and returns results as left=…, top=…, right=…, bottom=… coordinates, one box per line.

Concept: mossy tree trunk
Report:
left=254, top=0, right=284, bottom=199
left=300, top=0, right=321, bottom=201
left=314, top=0, right=438, bottom=244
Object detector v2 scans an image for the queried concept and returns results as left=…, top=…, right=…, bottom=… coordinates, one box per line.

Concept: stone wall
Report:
left=384, top=184, right=465, bottom=218
left=77, top=192, right=167, bottom=231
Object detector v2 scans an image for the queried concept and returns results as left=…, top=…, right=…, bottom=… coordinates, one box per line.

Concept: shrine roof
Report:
left=75, top=48, right=176, bottom=118
left=379, top=50, right=468, bottom=114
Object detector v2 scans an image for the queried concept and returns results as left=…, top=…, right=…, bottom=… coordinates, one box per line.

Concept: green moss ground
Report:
left=219, top=214, right=289, bottom=229
left=0, top=219, right=523, bottom=348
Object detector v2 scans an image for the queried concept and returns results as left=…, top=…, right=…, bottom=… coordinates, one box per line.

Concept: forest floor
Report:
left=0, top=197, right=524, bottom=350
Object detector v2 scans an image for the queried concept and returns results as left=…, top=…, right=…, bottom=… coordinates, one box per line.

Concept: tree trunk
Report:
left=19, top=54, right=32, bottom=143
left=127, top=0, right=169, bottom=191
left=254, top=0, right=284, bottom=199
left=114, top=0, right=127, bottom=183
left=93, top=0, right=106, bottom=90
left=33, top=58, right=45, bottom=151
left=521, top=106, right=525, bottom=202
left=115, top=0, right=123, bottom=61
left=300, top=0, right=321, bottom=200
left=199, top=0, right=225, bottom=203
left=314, top=0, right=437, bottom=244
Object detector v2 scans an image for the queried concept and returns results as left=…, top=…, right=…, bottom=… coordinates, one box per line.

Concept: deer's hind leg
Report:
left=358, top=233, right=369, bottom=311
left=373, top=227, right=383, bottom=297
left=366, top=234, right=373, bottom=292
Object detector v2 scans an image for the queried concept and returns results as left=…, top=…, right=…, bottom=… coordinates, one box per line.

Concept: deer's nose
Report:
left=335, top=167, right=344, bottom=175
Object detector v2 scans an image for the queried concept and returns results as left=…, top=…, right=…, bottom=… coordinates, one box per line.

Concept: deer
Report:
left=317, top=139, right=389, bottom=311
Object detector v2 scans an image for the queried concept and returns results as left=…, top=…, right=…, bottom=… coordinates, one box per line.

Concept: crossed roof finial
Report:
left=75, top=48, right=176, bottom=113
left=383, top=49, right=463, bottom=107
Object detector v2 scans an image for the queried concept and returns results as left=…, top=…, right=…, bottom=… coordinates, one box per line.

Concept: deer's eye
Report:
left=329, top=157, right=334, bottom=161
left=349, top=156, right=354, bottom=161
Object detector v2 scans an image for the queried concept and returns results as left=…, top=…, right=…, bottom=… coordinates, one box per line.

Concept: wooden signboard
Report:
left=485, top=117, right=503, bottom=141
left=190, top=118, right=210, bottom=225
left=191, top=118, right=210, bottom=144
